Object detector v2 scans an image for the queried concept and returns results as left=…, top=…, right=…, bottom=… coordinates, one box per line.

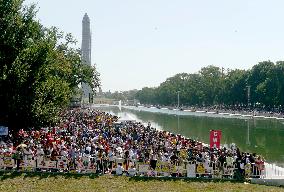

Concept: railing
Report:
left=1, top=155, right=277, bottom=180
left=263, top=163, right=284, bottom=179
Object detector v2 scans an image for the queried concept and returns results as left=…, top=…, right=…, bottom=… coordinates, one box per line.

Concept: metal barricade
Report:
left=1, top=154, right=283, bottom=180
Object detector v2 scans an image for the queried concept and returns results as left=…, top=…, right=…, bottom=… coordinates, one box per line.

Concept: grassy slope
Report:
left=0, top=173, right=283, bottom=192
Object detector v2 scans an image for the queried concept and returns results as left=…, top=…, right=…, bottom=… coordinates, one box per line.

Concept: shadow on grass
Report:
left=0, top=171, right=23, bottom=181
left=0, top=170, right=99, bottom=181
left=128, top=176, right=244, bottom=184
left=0, top=170, right=245, bottom=184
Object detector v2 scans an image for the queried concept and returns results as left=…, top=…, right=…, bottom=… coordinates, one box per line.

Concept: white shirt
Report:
left=177, top=145, right=181, bottom=151
left=37, top=148, right=44, bottom=156
left=86, top=146, right=91, bottom=152
left=108, top=151, right=114, bottom=161
left=161, top=155, right=168, bottom=162
left=60, top=150, right=68, bottom=157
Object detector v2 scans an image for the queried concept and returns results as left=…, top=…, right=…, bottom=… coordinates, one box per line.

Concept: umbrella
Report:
left=17, top=143, right=27, bottom=148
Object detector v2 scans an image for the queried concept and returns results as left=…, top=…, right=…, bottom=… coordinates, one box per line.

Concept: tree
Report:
left=275, top=61, right=284, bottom=106
left=0, top=0, right=100, bottom=131
left=247, top=61, right=275, bottom=108
left=223, top=69, right=247, bottom=106
left=136, top=87, right=157, bottom=104
left=135, top=61, right=284, bottom=111
left=199, top=65, right=222, bottom=105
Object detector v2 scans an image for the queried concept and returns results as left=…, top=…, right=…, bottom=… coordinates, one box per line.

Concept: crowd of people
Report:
left=188, top=105, right=284, bottom=118
left=152, top=104, right=284, bottom=118
left=0, top=108, right=265, bottom=178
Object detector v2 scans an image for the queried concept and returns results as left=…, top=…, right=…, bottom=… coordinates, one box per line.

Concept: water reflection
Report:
left=246, top=119, right=250, bottom=146
left=178, top=114, right=180, bottom=131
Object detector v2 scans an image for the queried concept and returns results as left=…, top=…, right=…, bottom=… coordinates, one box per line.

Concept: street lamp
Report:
left=177, top=91, right=180, bottom=109
left=177, top=91, right=180, bottom=131
left=246, top=119, right=251, bottom=146
left=246, top=85, right=251, bottom=108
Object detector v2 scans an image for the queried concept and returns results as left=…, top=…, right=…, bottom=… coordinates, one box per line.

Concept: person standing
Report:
left=14, top=148, right=22, bottom=170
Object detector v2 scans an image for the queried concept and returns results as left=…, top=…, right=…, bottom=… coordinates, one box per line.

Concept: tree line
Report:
left=101, top=90, right=138, bottom=101
left=135, top=61, right=284, bottom=110
left=0, top=0, right=100, bottom=131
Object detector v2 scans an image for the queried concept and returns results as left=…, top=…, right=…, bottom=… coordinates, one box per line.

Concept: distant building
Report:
left=81, top=13, right=92, bottom=99
left=92, top=86, right=102, bottom=97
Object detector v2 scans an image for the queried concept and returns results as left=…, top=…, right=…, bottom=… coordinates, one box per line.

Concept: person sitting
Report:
left=115, top=163, right=124, bottom=176
left=127, top=165, right=136, bottom=176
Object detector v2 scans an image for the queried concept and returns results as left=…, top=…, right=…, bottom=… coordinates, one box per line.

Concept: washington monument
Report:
left=81, top=13, right=92, bottom=99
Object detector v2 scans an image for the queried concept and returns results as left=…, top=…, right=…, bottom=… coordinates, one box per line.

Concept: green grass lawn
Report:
left=0, top=172, right=283, bottom=192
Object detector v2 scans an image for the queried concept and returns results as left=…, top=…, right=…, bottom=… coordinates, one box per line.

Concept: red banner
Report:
left=210, top=130, right=222, bottom=149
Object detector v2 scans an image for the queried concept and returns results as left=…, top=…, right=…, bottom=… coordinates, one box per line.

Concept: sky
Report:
left=24, top=0, right=284, bottom=92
